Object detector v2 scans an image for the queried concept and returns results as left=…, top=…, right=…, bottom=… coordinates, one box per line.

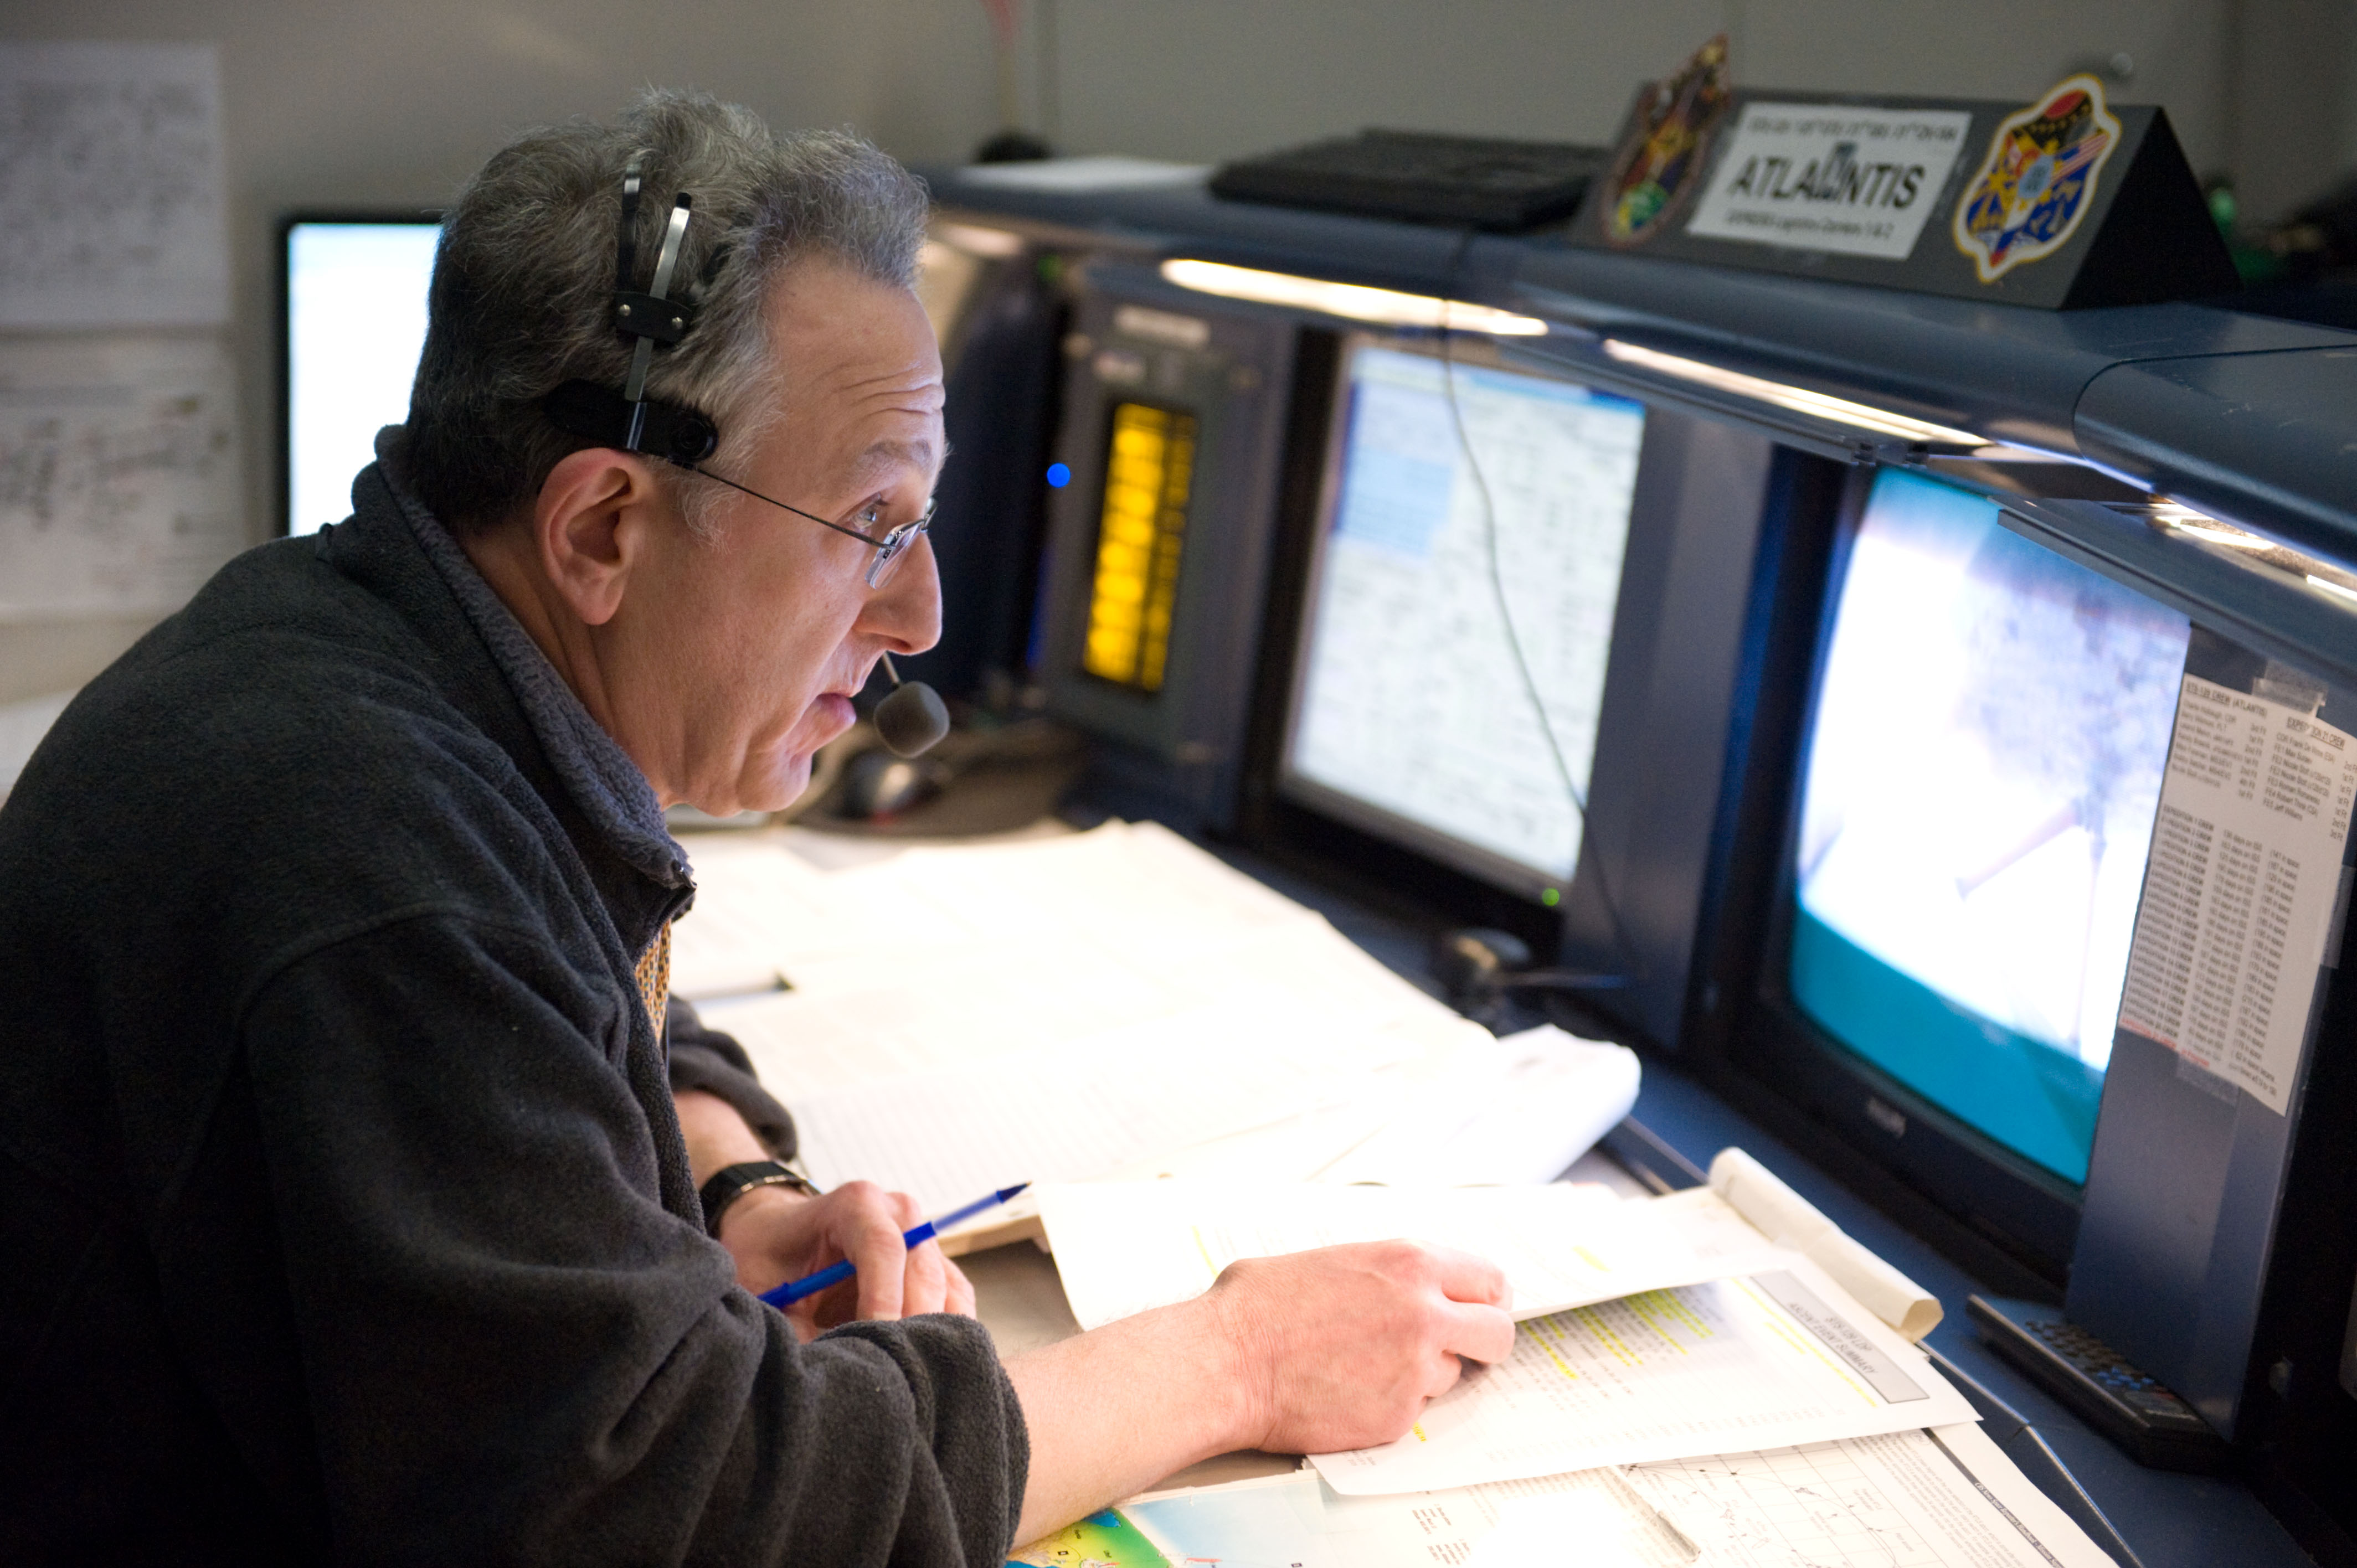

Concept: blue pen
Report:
left=758, top=1183, right=1032, bottom=1308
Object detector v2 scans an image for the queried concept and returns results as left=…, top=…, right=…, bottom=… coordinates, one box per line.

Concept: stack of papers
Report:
left=1016, top=1423, right=2118, bottom=1567
left=1023, top=1148, right=2114, bottom=1567
left=1037, top=1179, right=1784, bottom=1332
left=672, top=823, right=1637, bottom=1224
left=1311, top=1257, right=1975, bottom=1494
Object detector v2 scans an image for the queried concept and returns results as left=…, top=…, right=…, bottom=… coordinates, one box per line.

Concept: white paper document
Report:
left=0, top=43, right=230, bottom=328
left=1038, top=1179, right=1783, bottom=1332
left=2117, top=673, right=2357, bottom=1112
left=785, top=995, right=1419, bottom=1215
left=1308, top=1259, right=1977, bottom=1494
left=674, top=819, right=1339, bottom=1004
left=1024, top=1424, right=2111, bottom=1568
left=0, top=336, right=245, bottom=620
left=1318, top=1023, right=1641, bottom=1187
left=1624, top=1423, right=2118, bottom=1568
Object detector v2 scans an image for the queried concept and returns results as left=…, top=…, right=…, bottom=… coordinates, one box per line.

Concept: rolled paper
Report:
left=1708, top=1146, right=1943, bottom=1342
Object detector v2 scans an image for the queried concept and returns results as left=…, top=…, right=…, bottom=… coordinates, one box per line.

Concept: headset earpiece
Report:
left=542, top=155, right=722, bottom=463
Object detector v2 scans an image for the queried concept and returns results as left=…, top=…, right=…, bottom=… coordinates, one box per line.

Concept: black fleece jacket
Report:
left=0, top=447, right=1026, bottom=1565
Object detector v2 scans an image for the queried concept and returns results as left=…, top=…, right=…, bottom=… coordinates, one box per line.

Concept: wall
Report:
left=4, top=0, right=2350, bottom=705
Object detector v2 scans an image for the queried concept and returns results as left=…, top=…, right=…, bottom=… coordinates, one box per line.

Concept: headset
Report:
left=543, top=154, right=949, bottom=759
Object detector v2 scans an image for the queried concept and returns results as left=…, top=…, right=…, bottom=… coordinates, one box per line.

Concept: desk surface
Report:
left=1212, top=835, right=2319, bottom=1568
left=767, top=815, right=2314, bottom=1564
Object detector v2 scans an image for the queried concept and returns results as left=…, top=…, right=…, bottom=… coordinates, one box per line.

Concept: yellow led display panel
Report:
left=1081, top=403, right=1196, bottom=692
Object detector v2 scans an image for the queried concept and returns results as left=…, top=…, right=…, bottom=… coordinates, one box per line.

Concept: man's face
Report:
left=609, top=259, right=945, bottom=814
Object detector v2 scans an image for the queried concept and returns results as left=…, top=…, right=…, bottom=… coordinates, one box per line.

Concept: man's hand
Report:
left=1005, top=1239, right=1515, bottom=1543
left=672, top=1087, right=972, bottom=1341
left=1206, top=1241, right=1516, bottom=1456
left=717, top=1180, right=974, bottom=1342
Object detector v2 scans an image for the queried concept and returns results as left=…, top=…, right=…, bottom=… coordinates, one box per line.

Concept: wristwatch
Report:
left=698, top=1160, right=821, bottom=1236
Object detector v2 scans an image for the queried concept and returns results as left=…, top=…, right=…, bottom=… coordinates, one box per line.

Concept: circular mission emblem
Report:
left=1952, top=74, right=2122, bottom=283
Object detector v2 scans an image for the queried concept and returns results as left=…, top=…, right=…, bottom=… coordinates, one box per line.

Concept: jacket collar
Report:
left=369, top=427, right=691, bottom=894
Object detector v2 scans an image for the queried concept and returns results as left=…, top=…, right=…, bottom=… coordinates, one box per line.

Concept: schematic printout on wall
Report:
left=0, top=43, right=229, bottom=328
left=0, top=336, right=244, bottom=620
left=2118, top=673, right=2357, bottom=1113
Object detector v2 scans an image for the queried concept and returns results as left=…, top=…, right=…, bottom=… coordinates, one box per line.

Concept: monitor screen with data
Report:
left=282, top=217, right=440, bottom=534
left=1279, top=341, right=1646, bottom=902
left=1788, top=468, right=2193, bottom=1183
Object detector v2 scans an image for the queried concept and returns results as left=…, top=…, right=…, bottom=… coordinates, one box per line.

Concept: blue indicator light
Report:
left=1046, top=462, right=1072, bottom=488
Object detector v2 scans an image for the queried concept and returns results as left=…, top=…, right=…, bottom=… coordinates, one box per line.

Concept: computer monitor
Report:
left=280, top=214, right=442, bottom=535
left=1237, top=329, right=1812, bottom=1053
left=1789, top=467, right=2193, bottom=1186
left=1277, top=339, right=1646, bottom=906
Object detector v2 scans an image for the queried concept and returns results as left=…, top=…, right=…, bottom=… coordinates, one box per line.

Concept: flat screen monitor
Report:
left=1277, top=339, right=1646, bottom=905
left=281, top=216, right=440, bottom=534
left=1788, top=467, right=2193, bottom=1185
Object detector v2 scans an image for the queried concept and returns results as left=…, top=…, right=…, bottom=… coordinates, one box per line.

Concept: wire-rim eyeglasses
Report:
left=686, top=463, right=935, bottom=590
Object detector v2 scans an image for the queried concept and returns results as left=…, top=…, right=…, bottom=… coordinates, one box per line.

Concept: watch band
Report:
left=698, top=1160, right=821, bottom=1236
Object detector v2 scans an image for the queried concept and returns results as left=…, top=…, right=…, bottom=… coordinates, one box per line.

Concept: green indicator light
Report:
left=1540, top=887, right=1561, bottom=907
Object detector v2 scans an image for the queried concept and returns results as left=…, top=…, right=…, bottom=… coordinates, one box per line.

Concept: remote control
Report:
left=1967, top=1296, right=2231, bottom=1473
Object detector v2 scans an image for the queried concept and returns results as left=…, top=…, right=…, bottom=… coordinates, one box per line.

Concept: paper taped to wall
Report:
left=0, top=43, right=230, bottom=328
left=0, top=336, right=245, bottom=620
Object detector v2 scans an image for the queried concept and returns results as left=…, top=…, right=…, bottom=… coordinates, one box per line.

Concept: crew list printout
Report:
left=2118, top=674, right=2357, bottom=1112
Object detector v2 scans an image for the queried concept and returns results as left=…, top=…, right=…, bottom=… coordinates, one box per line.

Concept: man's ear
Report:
left=531, top=448, right=667, bottom=627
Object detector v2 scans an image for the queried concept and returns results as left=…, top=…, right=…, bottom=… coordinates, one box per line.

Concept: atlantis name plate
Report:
left=1685, top=102, right=1973, bottom=261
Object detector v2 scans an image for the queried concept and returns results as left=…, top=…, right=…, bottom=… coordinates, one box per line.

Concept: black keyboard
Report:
left=1210, top=129, right=1607, bottom=232
left=1967, top=1295, right=2232, bottom=1473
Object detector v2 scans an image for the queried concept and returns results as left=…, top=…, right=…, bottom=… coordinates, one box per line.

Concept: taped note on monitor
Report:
left=2117, top=673, right=2357, bottom=1113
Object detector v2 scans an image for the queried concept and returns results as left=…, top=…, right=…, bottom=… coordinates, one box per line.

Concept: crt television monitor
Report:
left=1747, top=465, right=2199, bottom=1272
left=1274, top=338, right=1647, bottom=909
left=280, top=214, right=442, bottom=535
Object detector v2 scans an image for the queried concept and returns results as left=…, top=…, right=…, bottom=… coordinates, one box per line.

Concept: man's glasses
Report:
left=688, top=465, right=935, bottom=589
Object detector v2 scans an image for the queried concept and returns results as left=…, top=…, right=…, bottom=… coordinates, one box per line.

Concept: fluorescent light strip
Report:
left=1599, top=339, right=1982, bottom=446
left=1159, top=259, right=1548, bottom=336
left=934, top=221, right=1025, bottom=258
left=2170, top=520, right=2273, bottom=550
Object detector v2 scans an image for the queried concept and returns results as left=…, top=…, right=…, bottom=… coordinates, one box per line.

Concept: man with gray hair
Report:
left=0, top=91, right=1511, bottom=1562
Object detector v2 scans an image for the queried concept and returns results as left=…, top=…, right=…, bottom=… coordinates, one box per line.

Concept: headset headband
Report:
left=543, top=152, right=719, bottom=465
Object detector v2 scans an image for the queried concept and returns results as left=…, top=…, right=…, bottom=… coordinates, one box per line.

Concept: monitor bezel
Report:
left=275, top=208, right=442, bottom=537
left=1725, top=464, right=2173, bottom=1283
left=1270, top=330, right=1648, bottom=907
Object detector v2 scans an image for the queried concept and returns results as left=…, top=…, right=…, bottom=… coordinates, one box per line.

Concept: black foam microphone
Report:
left=873, top=653, right=949, bottom=758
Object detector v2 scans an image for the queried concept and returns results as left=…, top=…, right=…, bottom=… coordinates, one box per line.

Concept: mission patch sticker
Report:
left=1952, top=74, right=2122, bottom=283
left=1684, top=102, right=1973, bottom=260
left=1601, top=34, right=1733, bottom=247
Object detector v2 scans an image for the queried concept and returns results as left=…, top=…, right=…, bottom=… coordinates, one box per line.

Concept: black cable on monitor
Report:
left=1435, top=229, right=1644, bottom=993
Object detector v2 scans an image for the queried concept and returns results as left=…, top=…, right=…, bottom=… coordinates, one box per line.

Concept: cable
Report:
left=1435, top=229, right=1645, bottom=985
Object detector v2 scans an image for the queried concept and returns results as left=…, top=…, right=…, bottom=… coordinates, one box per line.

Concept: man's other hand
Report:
left=1207, top=1241, right=1517, bottom=1456
left=719, top=1180, right=975, bottom=1340
left=1005, top=1238, right=1516, bottom=1543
